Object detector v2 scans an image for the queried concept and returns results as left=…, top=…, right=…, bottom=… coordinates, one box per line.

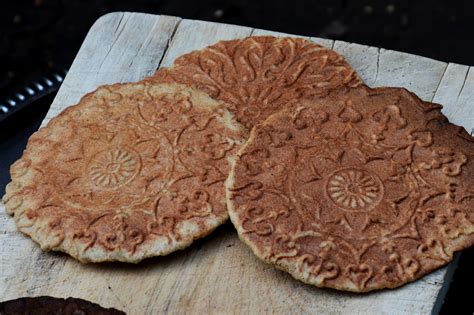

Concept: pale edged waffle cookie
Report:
left=3, top=82, right=246, bottom=263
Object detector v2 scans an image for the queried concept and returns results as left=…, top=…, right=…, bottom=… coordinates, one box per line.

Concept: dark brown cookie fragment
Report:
left=0, top=296, right=125, bottom=315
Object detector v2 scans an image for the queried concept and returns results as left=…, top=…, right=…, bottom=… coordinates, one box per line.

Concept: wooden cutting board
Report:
left=1, top=12, right=473, bottom=314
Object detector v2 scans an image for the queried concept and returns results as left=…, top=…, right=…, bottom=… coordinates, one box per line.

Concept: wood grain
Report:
left=160, top=19, right=253, bottom=67
left=1, top=12, right=473, bottom=315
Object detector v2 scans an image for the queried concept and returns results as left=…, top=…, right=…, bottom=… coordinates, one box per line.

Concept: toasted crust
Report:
left=147, top=36, right=362, bottom=130
left=2, top=82, right=246, bottom=263
left=226, top=85, right=474, bottom=292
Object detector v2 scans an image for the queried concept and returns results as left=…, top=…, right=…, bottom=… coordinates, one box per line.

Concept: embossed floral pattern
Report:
left=3, top=83, right=245, bottom=263
left=228, top=86, right=474, bottom=292
left=150, top=36, right=361, bottom=129
left=326, top=168, right=383, bottom=211
left=88, top=148, right=141, bottom=188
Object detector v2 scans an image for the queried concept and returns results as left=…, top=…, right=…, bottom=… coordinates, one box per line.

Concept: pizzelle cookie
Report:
left=148, top=36, right=362, bottom=129
left=3, top=83, right=246, bottom=263
left=226, top=85, right=474, bottom=292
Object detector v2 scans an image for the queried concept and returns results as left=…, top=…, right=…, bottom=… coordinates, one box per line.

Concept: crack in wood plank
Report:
left=431, top=62, right=449, bottom=102
left=155, top=19, right=182, bottom=71
left=374, top=47, right=381, bottom=86
left=113, top=13, right=125, bottom=35
left=457, top=66, right=470, bottom=100
left=99, top=14, right=129, bottom=73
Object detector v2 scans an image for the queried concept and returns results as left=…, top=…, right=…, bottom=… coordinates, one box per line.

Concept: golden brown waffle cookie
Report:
left=3, top=83, right=246, bottom=263
left=226, top=85, right=474, bottom=292
left=148, top=36, right=362, bottom=130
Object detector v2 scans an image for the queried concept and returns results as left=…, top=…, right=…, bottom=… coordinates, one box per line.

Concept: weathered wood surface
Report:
left=1, top=12, right=473, bottom=315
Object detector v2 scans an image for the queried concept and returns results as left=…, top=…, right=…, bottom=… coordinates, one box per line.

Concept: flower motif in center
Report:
left=326, top=168, right=383, bottom=211
left=88, top=148, right=141, bottom=188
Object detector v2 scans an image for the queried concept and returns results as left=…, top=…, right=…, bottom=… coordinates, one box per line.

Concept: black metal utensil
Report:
left=0, top=70, right=67, bottom=123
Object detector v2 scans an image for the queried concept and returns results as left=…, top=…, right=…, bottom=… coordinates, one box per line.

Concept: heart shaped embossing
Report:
left=338, top=101, right=362, bottom=123
left=346, top=263, right=374, bottom=289
left=318, top=262, right=340, bottom=284
left=409, top=130, right=433, bottom=147
left=373, top=104, right=407, bottom=130
left=417, top=238, right=450, bottom=261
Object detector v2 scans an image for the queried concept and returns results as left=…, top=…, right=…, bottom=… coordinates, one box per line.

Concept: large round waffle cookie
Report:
left=226, top=85, right=474, bottom=292
left=149, top=36, right=362, bottom=130
left=3, top=83, right=246, bottom=263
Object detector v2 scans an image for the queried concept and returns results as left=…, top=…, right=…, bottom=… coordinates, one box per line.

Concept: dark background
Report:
left=2, top=0, right=474, bottom=96
left=0, top=1, right=473, bottom=314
